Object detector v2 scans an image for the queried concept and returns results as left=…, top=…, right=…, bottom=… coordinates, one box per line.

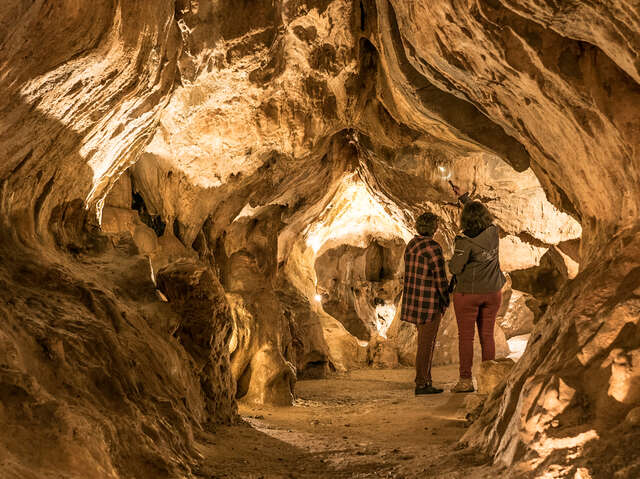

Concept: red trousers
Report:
left=453, top=291, right=502, bottom=379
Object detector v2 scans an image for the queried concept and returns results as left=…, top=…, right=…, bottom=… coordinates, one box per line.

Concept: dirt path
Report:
left=196, top=366, right=506, bottom=478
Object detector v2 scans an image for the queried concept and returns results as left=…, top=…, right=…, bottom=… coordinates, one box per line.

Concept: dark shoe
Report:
left=415, top=384, right=444, bottom=395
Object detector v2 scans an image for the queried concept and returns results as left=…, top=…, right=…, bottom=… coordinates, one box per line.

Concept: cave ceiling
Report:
left=1, top=1, right=640, bottom=477
left=108, top=0, right=607, bottom=256
left=1, top=0, right=637, bottom=252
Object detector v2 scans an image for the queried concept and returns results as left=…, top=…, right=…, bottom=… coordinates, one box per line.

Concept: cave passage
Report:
left=199, top=365, right=496, bottom=478
left=2, top=1, right=639, bottom=478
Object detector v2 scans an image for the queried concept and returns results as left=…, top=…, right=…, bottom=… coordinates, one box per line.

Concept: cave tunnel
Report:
left=1, top=1, right=639, bottom=478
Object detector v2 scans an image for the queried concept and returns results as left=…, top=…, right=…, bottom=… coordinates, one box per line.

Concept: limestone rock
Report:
left=2, top=0, right=639, bottom=476
left=625, top=407, right=640, bottom=427
left=214, top=204, right=371, bottom=403
left=497, top=290, right=536, bottom=339
left=320, top=314, right=369, bottom=372
left=216, top=209, right=299, bottom=405
left=510, top=247, right=570, bottom=299
left=315, top=238, right=404, bottom=340
left=0, top=241, right=233, bottom=478
left=474, top=358, right=516, bottom=396
left=104, top=171, right=133, bottom=209
left=227, top=293, right=297, bottom=406
left=499, top=235, right=547, bottom=272
left=155, top=260, right=236, bottom=420
left=368, top=335, right=400, bottom=369
left=464, top=393, right=489, bottom=425
left=101, top=206, right=159, bottom=255
left=464, top=234, right=640, bottom=475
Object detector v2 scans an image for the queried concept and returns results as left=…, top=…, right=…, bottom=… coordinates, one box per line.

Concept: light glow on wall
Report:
left=437, top=164, right=452, bottom=180
left=375, top=303, right=397, bottom=338
left=304, top=174, right=412, bottom=255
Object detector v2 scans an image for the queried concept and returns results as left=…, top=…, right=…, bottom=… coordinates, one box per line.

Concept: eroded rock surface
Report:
left=2, top=0, right=639, bottom=477
left=497, top=289, right=536, bottom=339
left=315, top=238, right=404, bottom=340
left=0, top=235, right=233, bottom=478
left=464, top=231, right=640, bottom=475
left=476, top=358, right=516, bottom=395
left=155, top=260, right=236, bottom=420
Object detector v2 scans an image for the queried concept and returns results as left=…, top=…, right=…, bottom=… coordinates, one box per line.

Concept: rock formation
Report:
left=476, top=358, right=517, bottom=396
left=314, top=238, right=404, bottom=340
left=1, top=0, right=638, bottom=477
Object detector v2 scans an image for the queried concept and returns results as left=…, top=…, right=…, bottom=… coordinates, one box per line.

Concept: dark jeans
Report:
left=415, top=314, right=442, bottom=387
left=453, top=291, right=502, bottom=379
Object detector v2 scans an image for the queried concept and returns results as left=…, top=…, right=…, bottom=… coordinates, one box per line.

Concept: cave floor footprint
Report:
left=196, top=365, right=504, bottom=478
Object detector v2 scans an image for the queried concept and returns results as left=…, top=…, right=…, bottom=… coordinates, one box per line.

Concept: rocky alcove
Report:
left=1, top=1, right=638, bottom=478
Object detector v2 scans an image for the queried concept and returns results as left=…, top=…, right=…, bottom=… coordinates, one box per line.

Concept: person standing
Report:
left=448, top=201, right=506, bottom=393
left=400, top=212, right=451, bottom=395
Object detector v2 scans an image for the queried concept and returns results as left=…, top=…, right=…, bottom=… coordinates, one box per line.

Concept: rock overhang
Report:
left=1, top=0, right=639, bottom=477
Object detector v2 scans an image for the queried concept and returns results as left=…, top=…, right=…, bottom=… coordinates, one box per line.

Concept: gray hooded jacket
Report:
left=448, top=225, right=506, bottom=294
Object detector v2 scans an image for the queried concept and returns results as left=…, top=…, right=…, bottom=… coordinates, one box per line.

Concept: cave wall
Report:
left=0, top=0, right=181, bottom=244
left=0, top=234, right=237, bottom=478
left=382, top=0, right=640, bottom=233
left=0, top=2, right=233, bottom=477
left=1, top=0, right=639, bottom=477
left=214, top=205, right=298, bottom=406
left=374, top=1, right=640, bottom=475
left=315, top=238, right=404, bottom=340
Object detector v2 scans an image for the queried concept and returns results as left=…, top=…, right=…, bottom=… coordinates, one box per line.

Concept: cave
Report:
left=1, top=1, right=639, bottom=478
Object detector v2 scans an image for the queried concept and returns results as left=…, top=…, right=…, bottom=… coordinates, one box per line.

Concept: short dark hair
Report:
left=416, top=212, right=438, bottom=236
left=461, top=201, right=492, bottom=237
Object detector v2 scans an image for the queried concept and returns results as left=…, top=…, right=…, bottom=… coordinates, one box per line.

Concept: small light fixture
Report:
left=314, top=294, right=323, bottom=302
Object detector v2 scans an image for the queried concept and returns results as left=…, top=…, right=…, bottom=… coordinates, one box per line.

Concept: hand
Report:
left=448, top=180, right=460, bottom=196
left=458, top=192, right=470, bottom=204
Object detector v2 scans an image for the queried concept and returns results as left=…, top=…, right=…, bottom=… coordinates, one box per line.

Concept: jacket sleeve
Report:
left=448, top=237, right=471, bottom=275
left=428, top=245, right=450, bottom=307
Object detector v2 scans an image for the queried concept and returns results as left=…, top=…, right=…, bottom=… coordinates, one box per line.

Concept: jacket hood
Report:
left=464, top=225, right=498, bottom=250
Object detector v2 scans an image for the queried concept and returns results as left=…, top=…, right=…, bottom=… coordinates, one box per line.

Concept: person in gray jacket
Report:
left=448, top=201, right=506, bottom=393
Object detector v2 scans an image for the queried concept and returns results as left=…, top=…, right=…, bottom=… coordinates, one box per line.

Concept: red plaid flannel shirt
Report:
left=400, top=235, right=450, bottom=324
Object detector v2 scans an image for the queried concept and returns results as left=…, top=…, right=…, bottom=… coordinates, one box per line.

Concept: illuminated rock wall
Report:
left=1, top=0, right=638, bottom=477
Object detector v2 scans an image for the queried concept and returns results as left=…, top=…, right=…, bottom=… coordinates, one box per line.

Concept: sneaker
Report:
left=415, top=384, right=444, bottom=395
left=451, top=378, right=475, bottom=393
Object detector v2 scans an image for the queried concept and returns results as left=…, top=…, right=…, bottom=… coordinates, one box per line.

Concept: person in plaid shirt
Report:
left=400, top=212, right=451, bottom=395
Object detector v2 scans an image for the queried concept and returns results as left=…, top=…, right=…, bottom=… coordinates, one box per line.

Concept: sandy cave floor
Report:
left=195, top=366, right=507, bottom=478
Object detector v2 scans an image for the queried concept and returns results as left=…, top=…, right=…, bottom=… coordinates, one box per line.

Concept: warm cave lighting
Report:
left=304, top=174, right=412, bottom=254
left=375, top=303, right=396, bottom=338
left=507, top=334, right=530, bottom=361
left=314, top=294, right=323, bottom=302
left=437, top=164, right=452, bottom=180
